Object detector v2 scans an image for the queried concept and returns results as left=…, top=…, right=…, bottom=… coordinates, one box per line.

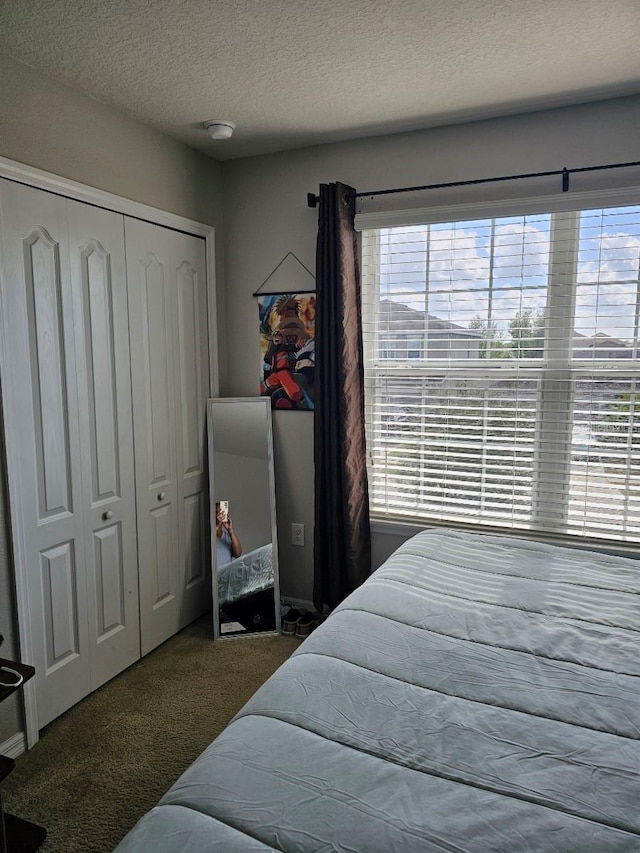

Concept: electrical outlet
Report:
left=291, top=522, right=305, bottom=547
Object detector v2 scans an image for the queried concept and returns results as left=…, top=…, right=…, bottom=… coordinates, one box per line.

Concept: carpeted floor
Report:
left=3, top=614, right=300, bottom=852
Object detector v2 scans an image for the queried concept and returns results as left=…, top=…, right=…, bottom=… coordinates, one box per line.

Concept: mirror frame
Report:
left=207, top=396, right=282, bottom=639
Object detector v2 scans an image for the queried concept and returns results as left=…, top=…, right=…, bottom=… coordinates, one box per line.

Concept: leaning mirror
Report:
left=207, top=397, right=281, bottom=638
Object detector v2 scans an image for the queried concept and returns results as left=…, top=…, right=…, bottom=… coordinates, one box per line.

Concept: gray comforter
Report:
left=218, top=543, right=274, bottom=608
left=115, top=528, right=640, bottom=851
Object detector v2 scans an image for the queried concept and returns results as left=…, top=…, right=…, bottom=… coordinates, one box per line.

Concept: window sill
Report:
left=370, top=515, right=640, bottom=560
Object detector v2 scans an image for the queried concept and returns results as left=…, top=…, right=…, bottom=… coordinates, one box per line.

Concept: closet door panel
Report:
left=41, top=540, right=80, bottom=667
left=183, top=492, right=206, bottom=592
left=177, top=260, right=203, bottom=476
left=173, top=235, right=210, bottom=624
left=0, top=179, right=90, bottom=727
left=150, top=503, right=175, bottom=604
left=26, top=226, right=73, bottom=517
left=67, top=200, right=140, bottom=688
left=141, top=255, right=174, bottom=485
left=82, top=241, right=119, bottom=497
left=93, top=522, right=125, bottom=637
left=125, top=217, right=180, bottom=654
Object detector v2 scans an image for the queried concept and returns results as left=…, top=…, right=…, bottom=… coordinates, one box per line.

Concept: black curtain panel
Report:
left=313, top=182, right=371, bottom=611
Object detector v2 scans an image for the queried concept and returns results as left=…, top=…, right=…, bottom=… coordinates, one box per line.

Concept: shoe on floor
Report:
left=296, top=610, right=319, bottom=637
left=282, top=608, right=302, bottom=635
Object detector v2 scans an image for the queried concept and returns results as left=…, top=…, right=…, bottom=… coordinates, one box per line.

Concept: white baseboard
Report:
left=0, top=730, right=27, bottom=758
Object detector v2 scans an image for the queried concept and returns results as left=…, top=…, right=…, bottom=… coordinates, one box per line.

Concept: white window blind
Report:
left=361, top=203, right=640, bottom=546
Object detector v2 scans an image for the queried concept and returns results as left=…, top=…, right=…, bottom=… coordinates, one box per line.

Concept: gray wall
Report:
left=213, top=453, right=271, bottom=554
left=0, top=55, right=224, bottom=744
left=220, top=93, right=640, bottom=602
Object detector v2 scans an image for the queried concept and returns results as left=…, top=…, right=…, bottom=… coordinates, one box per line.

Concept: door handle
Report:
left=102, top=510, right=114, bottom=521
left=157, top=492, right=166, bottom=502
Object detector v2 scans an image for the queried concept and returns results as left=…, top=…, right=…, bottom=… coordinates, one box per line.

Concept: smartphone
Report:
left=217, top=500, right=229, bottom=523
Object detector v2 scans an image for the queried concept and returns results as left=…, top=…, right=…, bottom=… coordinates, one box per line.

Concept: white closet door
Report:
left=125, top=219, right=210, bottom=655
left=66, top=200, right=140, bottom=688
left=0, top=180, right=90, bottom=726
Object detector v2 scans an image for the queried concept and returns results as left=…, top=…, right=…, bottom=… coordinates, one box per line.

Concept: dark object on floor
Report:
left=2, top=812, right=47, bottom=853
left=0, top=658, right=46, bottom=851
left=223, top=589, right=276, bottom=633
left=294, top=611, right=315, bottom=637
left=281, top=609, right=302, bottom=635
left=295, top=611, right=323, bottom=637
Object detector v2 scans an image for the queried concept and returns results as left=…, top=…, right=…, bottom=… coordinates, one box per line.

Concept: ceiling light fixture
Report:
left=203, top=120, right=236, bottom=140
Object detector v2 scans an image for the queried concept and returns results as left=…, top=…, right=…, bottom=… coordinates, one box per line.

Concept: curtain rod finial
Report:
left=307, top=193, right=319, bottom=208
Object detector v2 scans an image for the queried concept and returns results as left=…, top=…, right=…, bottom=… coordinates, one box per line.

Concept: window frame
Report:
left=358, top=187, right=640, bottom=550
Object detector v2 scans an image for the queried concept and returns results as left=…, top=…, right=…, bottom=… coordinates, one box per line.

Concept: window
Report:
left=361, top=203, right=640, bottom=546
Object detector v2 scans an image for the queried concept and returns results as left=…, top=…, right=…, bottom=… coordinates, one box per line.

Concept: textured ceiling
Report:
left=1, top=0, right=640, bottom=161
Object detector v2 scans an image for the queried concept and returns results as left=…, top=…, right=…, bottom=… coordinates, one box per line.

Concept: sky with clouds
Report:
left=373, top=206, right=640, bottom=345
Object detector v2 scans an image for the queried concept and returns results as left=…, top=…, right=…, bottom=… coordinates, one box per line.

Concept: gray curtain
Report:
left=313, top=182, right=371, bottom=611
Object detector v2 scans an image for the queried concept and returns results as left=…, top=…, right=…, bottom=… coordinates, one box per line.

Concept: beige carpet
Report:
left=4, top=615, right=300, bottom=852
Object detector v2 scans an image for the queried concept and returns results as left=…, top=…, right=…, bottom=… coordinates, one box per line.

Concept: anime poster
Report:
left=258, top=293, right=315, bottom=410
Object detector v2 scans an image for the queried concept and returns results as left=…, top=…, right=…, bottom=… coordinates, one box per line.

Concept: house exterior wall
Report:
left=0, top=54, right=224, bottom=745
left=220, top=93, right=640, bottom=603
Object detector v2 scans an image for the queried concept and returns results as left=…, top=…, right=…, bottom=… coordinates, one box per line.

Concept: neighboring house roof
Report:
left=380, top=302, right=633, bottom=354
left=573, top=331, right=632, bottom=358
left=378, top=299, right=481, bottom=338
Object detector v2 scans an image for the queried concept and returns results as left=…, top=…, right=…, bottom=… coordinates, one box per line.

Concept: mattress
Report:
left=218, top=543, right=274, bottom=608
left=115, top=528, right=640, bottom=852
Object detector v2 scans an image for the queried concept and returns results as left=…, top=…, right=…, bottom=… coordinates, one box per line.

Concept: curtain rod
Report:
left=306, top=160, right=640, bottom=208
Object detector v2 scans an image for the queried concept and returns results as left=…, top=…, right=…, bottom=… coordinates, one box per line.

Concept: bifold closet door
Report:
left=66, top=199, right=140, bottom=691
left=0, top=180, right=140, bottom=728
left=125, top=218, right=210, bottom=655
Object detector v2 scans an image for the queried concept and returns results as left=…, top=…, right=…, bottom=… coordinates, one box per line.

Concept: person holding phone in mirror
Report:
left=216, top=501, right=243, bottom=566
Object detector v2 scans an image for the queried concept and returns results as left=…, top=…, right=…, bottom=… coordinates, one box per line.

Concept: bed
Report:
left=115, top=528, right=640, bottom=852
left=218, top=543, right=274, bottom=609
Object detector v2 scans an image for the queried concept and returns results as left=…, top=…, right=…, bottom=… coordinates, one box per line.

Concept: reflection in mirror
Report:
left=207, top=398, right=281, bottom=638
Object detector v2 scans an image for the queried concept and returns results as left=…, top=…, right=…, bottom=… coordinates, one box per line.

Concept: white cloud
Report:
left=576, top=231, right=640, bottom=339
left=387, top=220, right=551, bottom=328
left=578, top=232, right=640, bottom=283
left=378, top=219, right=640, bottom=339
